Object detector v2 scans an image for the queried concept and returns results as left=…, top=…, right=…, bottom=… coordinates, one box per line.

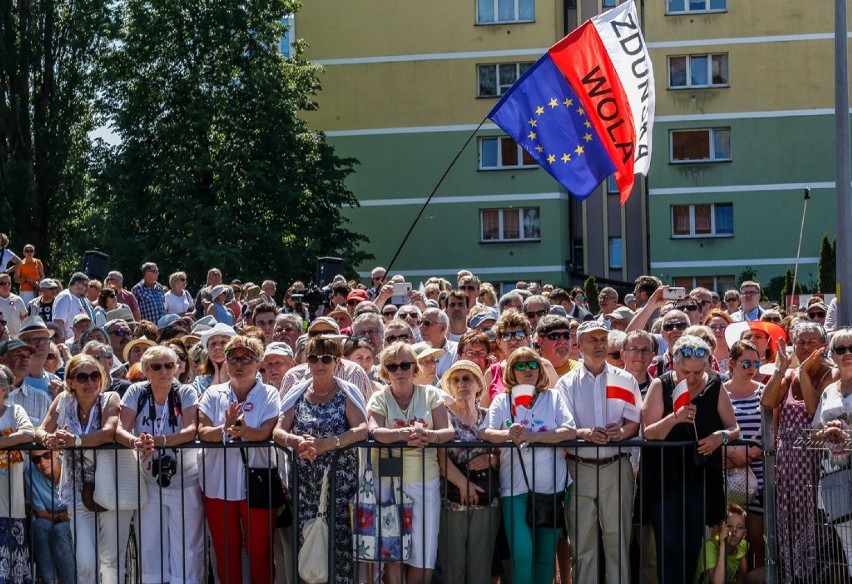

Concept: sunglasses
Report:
left=174, top=352, right=187, bottom=362
left=347, top=300, right=360, bottom=306
left=662, top=322, right=689, bottom=332
left=677, top=347, right=709, bottom=359
left=0, top=282, right=11, bottom=287
left=725, top=298, right=739, bottom=304
left=385, top=361, right=413, bottom=372
left=525, top=310, right=547, bottom=319
left=382, top=310, right=398, bottom=317
left=419, top=320, right=437, bottom=328
left=500, top=331, right=527, bottom=341
left=738, top=359, right=762, bottom=369
left=543, top=331, right=573, bottom=341
left=109, top=329, right=132, bottom=337
left=385, top=333, right=411, bottom=343
left=676, top=304, right=699, bottom=312
left=763, top=317, right=782, bottom=323
left=149, top=362, right=176, bottom=372
left=74, top=371, right=102, bottom=384
left=575, top=295, right=586, bottom=302
left=460, top=285, right=478, bottom=291
left=226, top=355, right=257, bottom=365
left=512, top=360, right=540, bottom=371
left=0, top=320, right=6, bottom=325
left=808, top=312, right=826, bottom=318
left=608, top=351, right=622, bottom=359
left=30, top=452, right=52, bottom=462
left=398, top=312, right=418, bottom=319
left=833, top=345, right=852, bottom=356
left=709, top=324, right=727, bottom=332
left=307, top=354, right=335, bottom=364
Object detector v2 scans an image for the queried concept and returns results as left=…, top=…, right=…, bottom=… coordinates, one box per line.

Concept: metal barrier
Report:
left=4, top=431, right=843, bottom=584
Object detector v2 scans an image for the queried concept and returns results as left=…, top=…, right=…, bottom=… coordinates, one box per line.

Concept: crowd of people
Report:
left=0, top=237, right=846, bottom=583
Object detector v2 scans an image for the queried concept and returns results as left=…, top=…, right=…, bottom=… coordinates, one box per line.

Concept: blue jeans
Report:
left=32, top=518, right=75, bottom=584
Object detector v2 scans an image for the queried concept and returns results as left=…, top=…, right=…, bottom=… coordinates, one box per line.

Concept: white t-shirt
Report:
left=165, top=290, right=194, bottom=315
left=487, top=390, right=575, bottom=497
left=121, top=382, right=199, bottom=487
left=0, top=404, right=34, bottom=518
left=52, top=290, right=87, bottom=338
left=197, top=379, right=280, bottom=500
left=0, top=293, right=26, bottom=337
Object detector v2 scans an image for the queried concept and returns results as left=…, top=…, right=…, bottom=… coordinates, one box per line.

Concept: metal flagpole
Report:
left=791, top=188, right=810, bottom=300
left=835, top=0, right=852, bottom=327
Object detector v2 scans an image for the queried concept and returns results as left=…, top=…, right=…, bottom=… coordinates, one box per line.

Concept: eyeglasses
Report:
left=307, top=354, right=335, bottom=364
left=73, top=371, right=102, bottom=384
left=741, top=291, right=760, bottom=297
left=608, top=351, right=622, bottom=359
left=419, top=320, right=437, bottom=328
left=625, top=347, right=653, bottom=356
left=398, top=312, right=419, bottom=319
left=460, top=285, right=477, bottom=291
left=226, top=355, right=257, bottom=365
left=725, top=298, right=739, bottom=304
left=512, top=360, right=540, bottom=371
left=149, top=362, right=176, bottom=372
left=108, top=329, right=132, bottom=337
left=575, top=295, right=586, bottom=302
left=355, top=328, right=381, bottom=336
left=382, top=310, right=397, bottom=317
left=543, top=331, right=573, bottom=341
left=738, top=359, right=762, bottom=369
left=385, top=333, right=411, bottom=343
left=30, top=452, right=52, bottom=462
left=808, top=312, right=826, bottom=318
left=525, top=310, right=547, bottom=319
left=676, top=304, right=699, bottom=312
left=763, top=317, right=783, bottom=323
left=677, top=347, right=709, bottom=359
left=174, top=352, right=187, bottom=362
left=385, top=361, right=413, bottom=372
left=500, top=331, right=527, bottom=342
left=833, top=345, right=852, bottom=356
left=462, top=350, right=488, bottom=360
left=708, top=324, right=728, bottom=332
left=96, top=353, right=112, bottom=360
left=662, top=321, right=689, bottom=332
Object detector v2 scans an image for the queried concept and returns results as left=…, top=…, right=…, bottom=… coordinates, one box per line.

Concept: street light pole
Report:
left=836, top=0, right=852, bottom=326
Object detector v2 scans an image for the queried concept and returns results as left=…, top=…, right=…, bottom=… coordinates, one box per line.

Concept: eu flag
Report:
left=488, top=56, right=616, bottom=201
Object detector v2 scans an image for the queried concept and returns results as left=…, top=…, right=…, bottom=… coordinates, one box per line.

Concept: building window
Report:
left=671, top=203, right=734, bottom=238
left=602, top=0, right=618, bottom=6
left=667, top=0, right=726, bottom=14
left=606, top=175, right=619, bottom=194
left=609, top=238, right=623, bottom=269
left=478, top=62, right=534, bottom=97
left=670, top=128, right=731, bottom=163
left=673, top=275, right=735, bottom=291
left=668, top=54, right=728, bottom=88
left=280, top=15, right=295, bottom=58
left=481, top=208, right=541, bottom=242
left=479, top=136, right=537, bottom=169
left=477, top=0, right=535, bottom=24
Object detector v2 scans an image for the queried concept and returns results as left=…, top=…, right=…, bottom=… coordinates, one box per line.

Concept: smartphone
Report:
left=663, top=287, right=687, bottom=300
left=391, top=282, right=412, bottom=305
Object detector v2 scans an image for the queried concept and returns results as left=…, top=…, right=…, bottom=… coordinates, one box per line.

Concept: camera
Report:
left=152, top=454, right=177, bottom=488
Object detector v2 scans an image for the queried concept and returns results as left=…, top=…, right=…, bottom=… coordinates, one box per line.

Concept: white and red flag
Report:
left=605, top=372, right=641, bottom=422
left=672, top=379, right=691, bottom=413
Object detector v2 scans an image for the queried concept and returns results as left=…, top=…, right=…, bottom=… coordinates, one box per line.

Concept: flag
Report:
left=672, top=379, right=691, bottom=413
left=488, top=0, right=654, bottom=204
left=511, top=384, right=536, bottom=417
left=606, top=372, right=641, bottom=422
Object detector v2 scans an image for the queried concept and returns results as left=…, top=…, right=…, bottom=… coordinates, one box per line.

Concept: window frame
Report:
left=480, top=207, right=542, bottom=243
left=477, top=62, right=534, bottom=98
left=673, top=275, right=736, bottom=292
left=476, top=0, right=536, bottom=24
left=667, top=54, right=729, bottom=89
left=669, top=128, right=731, bottom=163
left=666, top=0, right=727, bottom=15
left=670, top=203, right=734, bottom=239
left=609, top=237, right=623, bottom=269
left=478, top=136, right=538, bottom=170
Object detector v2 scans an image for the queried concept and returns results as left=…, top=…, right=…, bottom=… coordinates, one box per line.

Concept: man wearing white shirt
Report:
left=557, top=321, right=642, bottom=584
left=52, top=272, right=92, bottom=339
left=0, top=273, right=27, bottom=337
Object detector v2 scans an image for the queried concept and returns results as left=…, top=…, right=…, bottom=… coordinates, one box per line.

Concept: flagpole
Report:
left=836, top=0, right=852, bottom=327
left=385, top=117, right=489, bottom=275
left=791, top=187, right=810, bottom=299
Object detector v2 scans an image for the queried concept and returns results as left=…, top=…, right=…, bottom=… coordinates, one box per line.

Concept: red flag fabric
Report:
left=672, top=379, right=691, bottom=413
left=606, top=371, right=641, bottom=421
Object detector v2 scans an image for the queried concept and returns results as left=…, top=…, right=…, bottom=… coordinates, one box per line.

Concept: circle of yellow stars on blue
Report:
left=525, top=97, right=595, bottom=165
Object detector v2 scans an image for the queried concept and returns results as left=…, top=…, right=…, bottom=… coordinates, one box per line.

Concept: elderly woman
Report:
left=37, top=354, right=130, bottom=584
left=437, top=360, right=500, bottom=584
left=811, top=328, right=852, bottom=577
left=640, top=335, right=740, bottom=584
left=456, top=330, right=491, bottom=374
left=165, top=272, right=194, bottom=317
left=482, top=347, right=575, bottom=584
left=0, top=364, right=35, bottom=584
left=117, top=346, right=202, bottom=584
left=197, top=336, right=280, bottom=584
left=191, top=323, right=235, bottom=395
left=206, top=285, right=233, bottom=325
left=368, top=342, right=455, bottom=584
left=274, top=336, right=368, bottom=584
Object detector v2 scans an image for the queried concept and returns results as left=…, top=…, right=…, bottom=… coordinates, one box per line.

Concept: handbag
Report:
left=516, top=446, right=566, bottom=531
left=240, top=447, right=287, bottom=509
left=352, top=449, right=413, bottom=562
left=299, top=470, right=330, bottom=584
left=725, top=465, right=759, bottom=507
left=819, top=466, right=852, bottom=523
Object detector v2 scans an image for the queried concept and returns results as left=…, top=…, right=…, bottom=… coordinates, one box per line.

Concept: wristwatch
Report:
left=334, top=436, right=341, bottom=450
left=74, top=435, right=82, bottom=448
left=721, top=431, right=729, bottom=446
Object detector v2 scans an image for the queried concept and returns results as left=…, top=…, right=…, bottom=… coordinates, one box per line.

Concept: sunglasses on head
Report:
left=74, top=371, right=102, bottom=384
left=307, top=354, right=335, bottom=364
left=543, top=331, right=573, bottom=341
left=500, top=331, right=527, bottom=341
left=662, top=321, right=689, bottom=332
left=149, top=362, right=175, bottom=372
left=738, top=359, right=762, bottom=369
left=677, top=347, right=709, bottom=359
left=833, top=345, right=852, bottom=356
left=385, top=361, right=413, bottom=372
left=525, top=310, right=547, bottom=319
left=512, top=360, right=540, bottom=371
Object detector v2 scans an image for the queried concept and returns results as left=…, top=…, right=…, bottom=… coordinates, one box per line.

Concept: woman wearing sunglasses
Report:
left=723, top=340, right=766, bottom=575
left=640, top=335, right=740, bottom=584
left=275, top=336, right=368, bottom=584
left=116, top=345, right=202, bottom=584
left=368, top=341, right=454, bottom=584
left=482, top=347, right=576, bottom=584
left=38, top=354, right=130, bottom=584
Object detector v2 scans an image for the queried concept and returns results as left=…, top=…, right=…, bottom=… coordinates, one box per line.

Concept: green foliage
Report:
left=763, top=275, right=786, bottom=307
left=736, top=267, right=757, bottom=289
left=818, top=233, right=837, bottom=293
left=780, top=267, right=804, bottom=310
left=583, top=276, right=600, bottom=314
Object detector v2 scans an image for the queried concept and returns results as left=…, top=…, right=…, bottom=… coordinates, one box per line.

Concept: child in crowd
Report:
left=695, top=503, right=749, bottom=584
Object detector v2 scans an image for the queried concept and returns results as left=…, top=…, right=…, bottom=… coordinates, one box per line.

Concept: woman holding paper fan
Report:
left=639, top=335, right=740, bottom=584
left=482, top=347, right=576, bottom=584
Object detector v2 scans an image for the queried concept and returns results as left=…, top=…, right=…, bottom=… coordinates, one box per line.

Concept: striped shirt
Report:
left=729, top=384, right=764, bottom=507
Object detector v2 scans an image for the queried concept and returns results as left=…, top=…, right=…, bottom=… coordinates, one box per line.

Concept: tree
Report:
left=818, top=233, right=836, bottom=293
left=0, top=0, right=116, bottom=272
left=583, top=276, right=600, bottom=314
left=780, top=267, right=803, bottom=311
left=91, top=0, right=370, bottom=284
